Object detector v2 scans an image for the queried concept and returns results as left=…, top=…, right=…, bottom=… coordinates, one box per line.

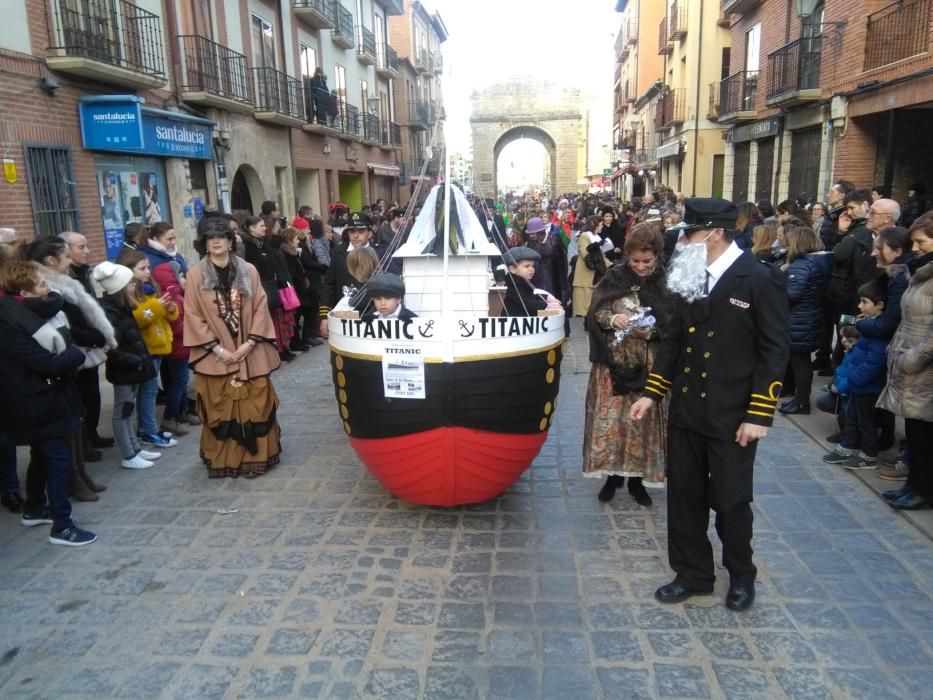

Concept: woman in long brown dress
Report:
left=582, top=223, right=676, bottom=505
left=184, top=219, right=282, bottom=477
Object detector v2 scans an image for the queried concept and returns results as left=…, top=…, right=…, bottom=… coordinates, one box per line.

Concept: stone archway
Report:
left=494, top=126, right=556, bottom=196
left=230, top=163, right=263, bottom=216
left=471, top=80, right=581, bottom=196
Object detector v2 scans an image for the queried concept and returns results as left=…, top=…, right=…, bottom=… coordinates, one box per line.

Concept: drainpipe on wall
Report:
left=691, top=0, right=704, bottom=196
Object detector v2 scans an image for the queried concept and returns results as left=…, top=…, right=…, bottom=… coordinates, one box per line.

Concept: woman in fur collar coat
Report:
left=28, top=236, right=116, bottom=498
left=184, top=219, right=282, bottom=478
left=583, top=223, right=677, bottom=505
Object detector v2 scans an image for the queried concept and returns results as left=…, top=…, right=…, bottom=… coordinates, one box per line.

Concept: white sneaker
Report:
left=138, top=450, right=162, bottom=461
left=121, top=455, right=153, bottom=470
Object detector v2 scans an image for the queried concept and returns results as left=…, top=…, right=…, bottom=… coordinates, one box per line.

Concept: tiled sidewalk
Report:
left=0, top=318, right=930, bottom=699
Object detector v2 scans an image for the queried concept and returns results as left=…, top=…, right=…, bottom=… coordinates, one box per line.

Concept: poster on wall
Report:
left=120, top=171, right=141, bottom=224
left=99, top=170, right=125, bottom=260
left=140, top=172, right=162, bottom=223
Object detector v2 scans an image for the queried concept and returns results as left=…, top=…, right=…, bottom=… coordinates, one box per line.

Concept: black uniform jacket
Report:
left=501, top=273, right=549, bottom=317
left=643, top=251, right=790, bottom=440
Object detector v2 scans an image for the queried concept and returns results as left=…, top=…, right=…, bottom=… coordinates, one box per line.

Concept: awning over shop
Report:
left=609, top=165, right=628, bottom=181
left=657, top=140, right=683, bottom=160
left=368, top=162, right=401, bottom=177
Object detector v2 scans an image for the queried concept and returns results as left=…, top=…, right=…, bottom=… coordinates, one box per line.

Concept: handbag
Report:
left=608, top=327, right=650, bottom=396
left=278, top=282, right=301, bottom=311
left=261, top=278, right=283, bottom=310
left=609, top=364, right=648, bottom=396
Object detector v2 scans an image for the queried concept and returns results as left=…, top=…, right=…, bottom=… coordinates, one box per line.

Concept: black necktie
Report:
left=705, top=271, right=712, bottom=294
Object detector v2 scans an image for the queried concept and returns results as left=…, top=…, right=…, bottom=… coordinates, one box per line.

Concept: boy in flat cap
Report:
left=363, top=272, right=417, bottom=321
left=630, top=197, right=789, bottom=612
left=502, top=246, right=564, bottom=317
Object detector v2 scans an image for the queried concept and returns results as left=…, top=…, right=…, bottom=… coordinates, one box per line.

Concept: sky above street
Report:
left=429, top=0, right=619, bottom=160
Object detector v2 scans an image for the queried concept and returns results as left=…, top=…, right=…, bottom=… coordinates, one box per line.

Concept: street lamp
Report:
left=795, top=0, right=821, bottom=18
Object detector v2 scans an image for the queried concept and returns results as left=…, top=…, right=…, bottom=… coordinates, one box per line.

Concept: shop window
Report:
left=189, top=160, right=208, bottom=191
left=23, top=143, right=80, bottom=236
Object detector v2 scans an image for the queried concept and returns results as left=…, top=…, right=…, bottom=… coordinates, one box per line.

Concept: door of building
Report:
left=732, top=144, right=750, bottom=203
left=754, top=137, right=774, bottom=204
left=711, top=154, right=725, bottom=198
left=788, top=126, right=822, bottom=204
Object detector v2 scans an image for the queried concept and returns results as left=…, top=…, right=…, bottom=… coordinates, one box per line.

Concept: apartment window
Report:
left=187, top=0, right=213, bottom=37
left=300, top=44, right=317, bottom=79
left=251, top=14, right=275, bottom=69
left=803, top=2, right=824, bottom=37
left=387, top=79, right=396, bottom=121
left=745, top=23, right=761, bottom=73
left=23, top=143, right=80, bottom=236
left=334, top=64, right=347, bottom=102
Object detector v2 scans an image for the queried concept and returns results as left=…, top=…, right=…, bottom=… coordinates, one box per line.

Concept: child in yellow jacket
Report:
left=117, top=250, right=180, bottom=448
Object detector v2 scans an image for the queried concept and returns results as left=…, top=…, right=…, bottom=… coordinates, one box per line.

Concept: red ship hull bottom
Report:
left=350, top=427, right=548, bottom=506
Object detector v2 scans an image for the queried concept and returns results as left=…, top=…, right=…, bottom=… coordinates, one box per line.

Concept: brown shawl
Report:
left=184, top=256, right=280, bottom=379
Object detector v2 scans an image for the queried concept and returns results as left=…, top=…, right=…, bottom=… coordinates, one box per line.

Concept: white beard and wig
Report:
left=666, top=239, right=709, bottom=302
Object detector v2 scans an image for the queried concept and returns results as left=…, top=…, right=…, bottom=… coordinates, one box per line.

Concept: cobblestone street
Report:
left=1, top=318, right=931, bottom=699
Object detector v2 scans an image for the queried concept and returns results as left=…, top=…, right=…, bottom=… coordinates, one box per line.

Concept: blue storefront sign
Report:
left=79, top=96, right=214, bottom=160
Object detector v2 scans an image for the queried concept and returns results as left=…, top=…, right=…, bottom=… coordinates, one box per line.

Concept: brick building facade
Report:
left=0, top=0, right=442, bottom=261
left=720, top=0, right=933, bottom=207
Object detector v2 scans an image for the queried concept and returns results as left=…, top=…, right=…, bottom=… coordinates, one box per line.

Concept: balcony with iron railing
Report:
left=388, top=121, right=402, bottom=147
left=362, top=112, right=381, bottom=143
left=766, top=36, right=822, bottom=106
left=718, top=70, right=758, bottom=123
left=293, top=0, right=336, bottom=29
left=254, top=66, right=306, bottom=127
left=337, top=101, right=361, bottom=139
left=659, top=17, right=672, bottom=55
left=178, top=35, right=253, bottom=112
left=614, top=62, right=622, bottom=86
left=628, top=17, right=638, bottom=44
left=409, top=100, right=430, bottom=129
left=669, top=1, right=687, bottom=41
left=636, top=148, right=657, bottom=166
left=376, top=43, right=400, bottom=77
left=47, top=0, right=166, bottom=88
left=432, top=50, right=443, bottom=75
left=356, top=25, right=375, bottom=64
left=332, top=5, right=355, bottom=49
left=864, top=0, right=930, bottom=71
left=413, top=47, right=430, bottom=73
left=656, top=87, right=686, bottom=129
left=707, top=81, right=720, bottom=119
left=614, top=23, right=627, bottom=55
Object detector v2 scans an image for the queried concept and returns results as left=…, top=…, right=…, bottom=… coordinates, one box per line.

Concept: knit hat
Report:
left=92, top=261, right=133, bottom=295
left=291, top=216, right=310, bottom=230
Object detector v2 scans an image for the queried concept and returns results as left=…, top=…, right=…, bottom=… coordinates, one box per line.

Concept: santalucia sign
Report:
left=79, top=96, right=215, bottom=161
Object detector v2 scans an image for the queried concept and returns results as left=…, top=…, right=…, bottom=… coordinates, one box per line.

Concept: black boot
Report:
left=598, top=475, right=624, bottom=502
left=628, top=477, right=652, bottom=506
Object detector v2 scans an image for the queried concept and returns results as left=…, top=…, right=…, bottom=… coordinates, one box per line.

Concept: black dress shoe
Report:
left=890, top=493, right=930, bottom=510
left=598, top=475, right=624, bottom=503
left=279, top=351, right=297, bottom=362
left=726, top=581, right=755, bottom=611
left=882, top=485, right=911, bottom=501
left=309, top=337, right=324, bottom=346
left=1, top=491, right=24, bottom=513
left=89, top=435, right=115, bottom=449
left=655, top=580, right=713, bottom=604
left=779, top=400, right=810, bottom=415
left=83, top=448, right=103, bottom=463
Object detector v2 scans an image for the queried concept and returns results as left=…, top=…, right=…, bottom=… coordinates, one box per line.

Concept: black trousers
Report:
left=667, top=426, right=758, bottom=588
left=788, top=351, right=813, bottom=406
left=75, top=367, right=101, bottom=438
left=905, top=418, right=932, bottom=501
left=843, top=393, right=879, bottom=457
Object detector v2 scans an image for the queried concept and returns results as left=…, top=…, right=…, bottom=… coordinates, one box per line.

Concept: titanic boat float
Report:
left=327, top=181, right=565, bottom=506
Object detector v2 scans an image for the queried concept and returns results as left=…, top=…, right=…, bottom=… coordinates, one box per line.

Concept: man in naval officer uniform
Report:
left=630, top=198, right=789, bottom=611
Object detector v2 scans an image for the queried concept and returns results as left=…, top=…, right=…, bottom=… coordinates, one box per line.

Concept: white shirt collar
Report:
left=706, top=241, right=743, bottom=291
